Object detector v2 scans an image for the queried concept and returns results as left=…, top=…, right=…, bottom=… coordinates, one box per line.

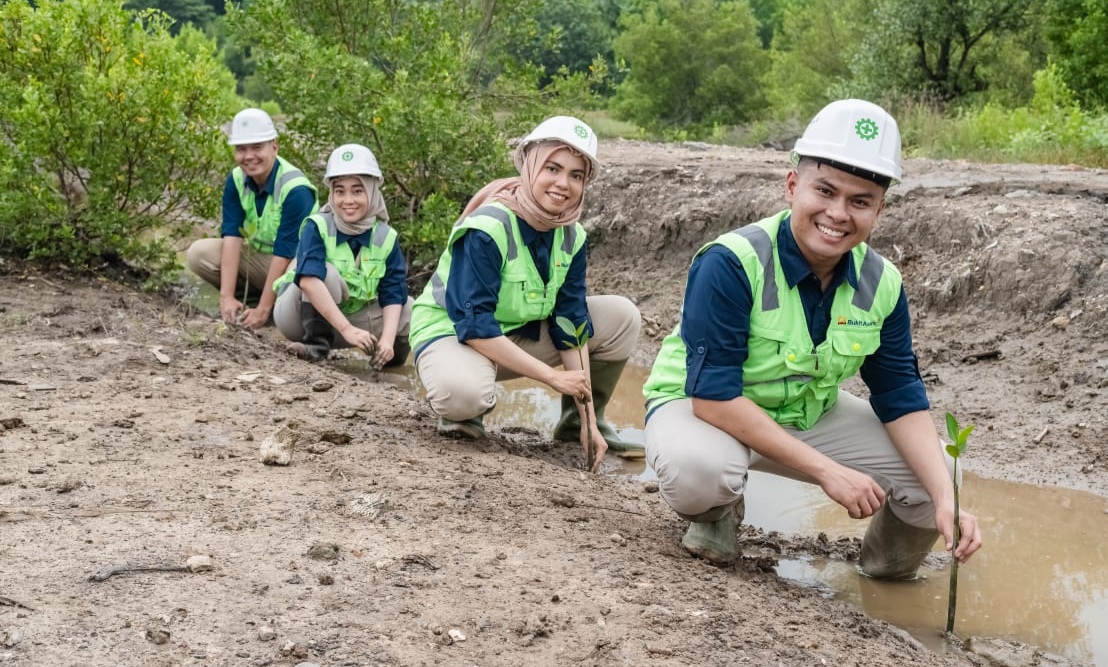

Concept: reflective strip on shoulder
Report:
left=430, top=272, right=446, bottom=308
left=852, top=245, right=885, bottom=311
left=560, top=225, right=578, bottom=254
left=274, top=168, right=306, bottom=201
left=319, top=211, right=337, bottom=236
left=732, top=225, right=779, bottom=311
left=469, top=205, right=518, bottom=262
left=371, top=222, right=394, bottom=247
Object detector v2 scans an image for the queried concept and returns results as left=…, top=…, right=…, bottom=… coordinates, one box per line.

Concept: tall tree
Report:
left=612, top=0, right=768, bottom=133
left=852, top=0, right=1035, bottom=101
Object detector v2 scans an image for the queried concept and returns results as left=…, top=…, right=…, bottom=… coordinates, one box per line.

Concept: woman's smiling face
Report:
left=529, top=147, right=587, bottom=216
left=329, top=176, right=370, bottom=224
left=785, top=159, right=887, bottom=274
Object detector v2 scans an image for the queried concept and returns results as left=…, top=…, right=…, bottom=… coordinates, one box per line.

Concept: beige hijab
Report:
left=326, top=174, right=389, bottom=236
left=457, top=141, right=588, bottom=232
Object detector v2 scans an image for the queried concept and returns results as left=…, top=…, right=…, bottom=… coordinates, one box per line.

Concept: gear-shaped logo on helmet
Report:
left=342, top=151, right=354, bottom=161
left=574, top=124, right=589, bottom=139
left=854, top=118, right=879, bottom=141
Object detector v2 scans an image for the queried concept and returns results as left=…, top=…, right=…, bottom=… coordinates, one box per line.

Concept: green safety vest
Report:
left=272, top=211, right=399, bottom=315
left=232, top=156, right=318, bottom=253
left=643, top=210, right=903, bottom=430
left=409, top=202, right=586, bottom=351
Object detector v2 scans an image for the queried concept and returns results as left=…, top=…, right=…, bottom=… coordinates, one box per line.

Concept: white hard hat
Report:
left=228, top=108, right=278, bottom=146
left=325, top=143, right=382, bottom=183
left=791, top=99, right=902, bottom=186
left=517, top=116, right=600, bottom=178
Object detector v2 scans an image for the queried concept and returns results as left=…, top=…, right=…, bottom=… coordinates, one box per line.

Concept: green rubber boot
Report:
left=552, top=359, right=643, bottom=455
left=680, top=498, right=745, bottom=566
left=437, top=415, right=487, bottom=440
left=859, top=503, right=940, bottom=580
left=285, top=302, right=333, bottom=362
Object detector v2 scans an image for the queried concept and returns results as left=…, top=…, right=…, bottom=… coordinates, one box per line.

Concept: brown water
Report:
left=368, top=361, right=1108, bottom=665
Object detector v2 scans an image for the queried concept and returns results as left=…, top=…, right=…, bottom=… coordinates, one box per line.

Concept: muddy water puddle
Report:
left=360, top=361, right=1107, bottom=665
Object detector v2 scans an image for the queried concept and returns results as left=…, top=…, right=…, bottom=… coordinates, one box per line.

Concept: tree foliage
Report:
left=123, top=0, right=217, bottom=34
left=0, top=0, right=236, bottom=284
left=764, top=0, right=863, bottom=121
left=611, top=0, right=768, bottom=135
left=227, top=0, right=599, bottom=269
left=508, top=0, right=616, bottom=93
left=851, top=0, right=1035, bottom=102
left=1043, top=0, right=1108, bottom=108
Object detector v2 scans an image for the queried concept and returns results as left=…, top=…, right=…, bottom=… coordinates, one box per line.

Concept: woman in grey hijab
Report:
left=273, top=143, right=412, bottom=368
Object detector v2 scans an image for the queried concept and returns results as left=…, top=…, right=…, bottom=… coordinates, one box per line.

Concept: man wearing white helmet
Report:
left=272, top=144, right=412, bottom=367
left=409, top=116, right=642, bottom=472
left=186, top=108, right=318, bottom=330
left=642, top=100, right=982, bottom=578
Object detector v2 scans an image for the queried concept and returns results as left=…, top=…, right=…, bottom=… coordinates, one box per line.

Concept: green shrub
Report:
left=0, top=0, right=236, bottom=286
left=901, top=66, right=1108, bottom=167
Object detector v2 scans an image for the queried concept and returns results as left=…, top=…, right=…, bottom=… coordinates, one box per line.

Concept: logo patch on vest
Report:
left=838, top=315, right=877, bottom=327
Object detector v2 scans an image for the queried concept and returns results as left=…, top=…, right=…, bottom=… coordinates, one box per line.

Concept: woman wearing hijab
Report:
left=409, top=116, right=641, bottom=472
left=273, top=143, right=412, bottom=368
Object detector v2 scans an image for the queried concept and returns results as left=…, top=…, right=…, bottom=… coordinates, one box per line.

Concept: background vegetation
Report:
left=1, top=0, right=1104, bottom=286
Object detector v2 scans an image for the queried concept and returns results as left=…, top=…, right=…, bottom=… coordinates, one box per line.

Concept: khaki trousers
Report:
left=416, top=294, right=640, bottom=422
left=185, top=237, right=272, bottom=299
left=645, top=391, right=956, bottom=528
left=272, top=264, right=412, bottom=347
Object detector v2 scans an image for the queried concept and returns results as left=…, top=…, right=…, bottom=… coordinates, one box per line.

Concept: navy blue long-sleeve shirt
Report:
left=220, top=169, right=317, bottom=260
left=681, top=216, right=929, bottom=423
left=445, top=220, right=592, bottom=350
left=291, top=222, right=409, bottom=307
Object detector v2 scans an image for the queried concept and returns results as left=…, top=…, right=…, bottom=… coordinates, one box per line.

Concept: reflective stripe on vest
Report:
left=234, top=157, right=318, bottom=253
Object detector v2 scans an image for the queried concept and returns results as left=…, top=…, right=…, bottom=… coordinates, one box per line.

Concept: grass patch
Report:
left=898, top=67, right=1108, bottom=168
left=578, top=110, right=648, bottom=139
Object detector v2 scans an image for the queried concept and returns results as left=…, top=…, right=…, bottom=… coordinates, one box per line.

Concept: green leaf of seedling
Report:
left=576, top=322, right=587, bottom=341
left=945, top=412, right=959, bottom=443
left=946, top=444, right=961, bottom=459
left=555, top=316, right=578, bottom=344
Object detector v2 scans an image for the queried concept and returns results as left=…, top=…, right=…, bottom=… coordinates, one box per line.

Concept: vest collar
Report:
left=243, top=159, right=281, bottom=196
left=516, top=215, right=555, bottom=246
left=779, top=215, right=858, bottom=291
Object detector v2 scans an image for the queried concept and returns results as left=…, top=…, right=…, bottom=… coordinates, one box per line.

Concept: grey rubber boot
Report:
left=437, top=415, right=487, bottom=439
left=859, top=503, right=941, bottom=580
left=286, top=302, right=333, bottom=362
left=552, top=359, right=643, bottom=454
left=679, top=497, right=745, bottom=566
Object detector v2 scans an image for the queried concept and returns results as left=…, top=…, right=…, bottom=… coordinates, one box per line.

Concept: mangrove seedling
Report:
left=944, top=411, right=974, bottom=634
left=555, top=316, right=597, bottom=472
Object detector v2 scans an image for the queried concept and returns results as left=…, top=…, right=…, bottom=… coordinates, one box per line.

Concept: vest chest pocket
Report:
left=824, top=329, right=881, bottom=378
left=497, top=278, right=553, bottom=323
left=827, top=329, right=881, bottom=357
left=748, top=325, right=820, bottom=376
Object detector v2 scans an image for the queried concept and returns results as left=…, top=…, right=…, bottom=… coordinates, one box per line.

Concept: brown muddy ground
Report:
left=1, top=140, right=1106, bottom=667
